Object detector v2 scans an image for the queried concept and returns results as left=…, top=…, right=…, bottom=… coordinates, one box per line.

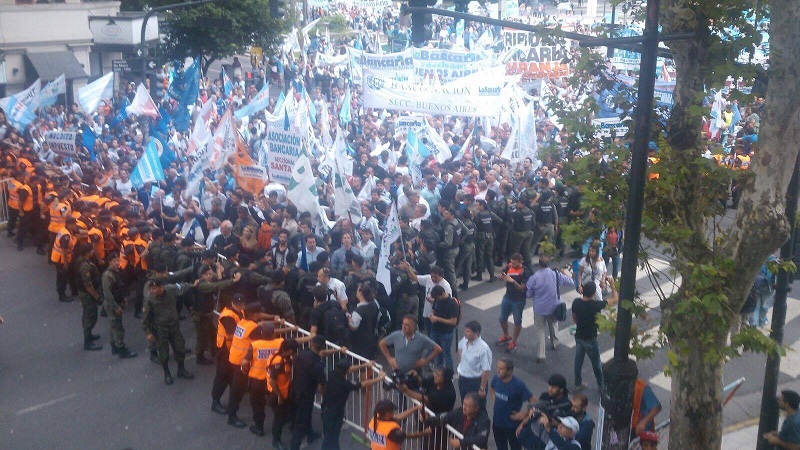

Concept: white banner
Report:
left=266, top=127, right=303, bottom=184
left=412, top=48, right=493, bottom=84
left=395, top=114, right=428, bottom=136
left=348, top=48, right=415, bottom=86
left=45, top=130, right=78, bottom=156
left=502, top=30, right=572, bottom=80
left=593, top=117, right=630, bottom=138
left=363, top=69, right=505, bottom=117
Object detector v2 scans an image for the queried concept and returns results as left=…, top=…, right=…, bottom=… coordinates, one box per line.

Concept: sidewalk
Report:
left=723, top=418, right=760, bottom=450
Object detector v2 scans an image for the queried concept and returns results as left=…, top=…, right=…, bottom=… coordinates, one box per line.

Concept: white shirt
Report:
left=319, top=277, right=348, bottom=304
left=416, top=274, right=452, bottom=317
left=206, top=227, right=221, bottom=249
left=457, top=336, right=493, bottom=378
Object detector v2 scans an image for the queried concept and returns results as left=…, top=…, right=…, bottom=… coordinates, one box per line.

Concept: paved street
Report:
left=1, top=229, right=799, bottom=449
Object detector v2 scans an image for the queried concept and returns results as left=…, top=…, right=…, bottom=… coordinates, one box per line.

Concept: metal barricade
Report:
left=279, top=321, right=482, bottom=449
left=0, top=178, right=11, bottom=228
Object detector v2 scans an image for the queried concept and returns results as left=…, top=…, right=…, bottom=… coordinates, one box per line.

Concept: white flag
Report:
left=376, top=202, right=401, bottom=295
left=519, top=99, right=540, bottom=166
left=209, top=109, right=236, bottom=170
left=126, top=83, right=160, bottom=118
left=40, top=74, right=66, bottom=107
left=422, top=120, right=452, bottom=164
left=187, top=96, right=216, bottom=155
left=452, top=128, right=473, bottom=161
left=77, top=72, right=114, bottom=114
left=287, top=153, right=322, bottom=217
left=0, top=78, right=41, bottom=113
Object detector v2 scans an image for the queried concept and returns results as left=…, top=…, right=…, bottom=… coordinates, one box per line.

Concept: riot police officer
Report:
left=473, top=199, right=502, bottom=282
left=76, top=242, right=103, bottom=351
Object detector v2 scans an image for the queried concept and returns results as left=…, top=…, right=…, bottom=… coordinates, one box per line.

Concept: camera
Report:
left=382, top=369, right=422, bottom=391
left=529, top=399, right=571, bottom=422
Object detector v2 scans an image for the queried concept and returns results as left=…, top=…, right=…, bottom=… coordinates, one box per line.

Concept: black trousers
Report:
left=7, top=208, right=19, bottom=235
left=56, top=263, right=77, bottom=297
left=226, top=367, right=249, bottom=417
left=268, top=393, right=293, bottom=443
left=321, top=407, right=345, bottom=450
left=211, top=347, right=233, bottom=402
left=290, top=397, right=315, bottom=450
left=249, top=377, right=267, bottom=428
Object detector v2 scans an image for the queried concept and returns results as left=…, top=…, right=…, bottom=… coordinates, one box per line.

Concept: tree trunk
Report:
left=668, top=334, right=725, bottom=449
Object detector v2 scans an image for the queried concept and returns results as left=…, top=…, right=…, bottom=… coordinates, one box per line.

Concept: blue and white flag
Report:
left=77, top=72, right=114, bottom=114
left=274, top=91, right=286, bottom=115
left=130, top=138, right=166, bottom=189
left=40, top=74, right=66, bottom=108
left=81, top=124, right=97, bottom=161
left=376, top=202, right=401, bottom=295
left=339, top=88, right=352, bottom=125
left=234, top=80, right=270, bottom=119
left=2, top=79, right=40, bottom=131
left=406, top=130, right=425, bottom=184
left=222, top=67, right=233, bottom=98
left=150, top=124, right=175, bottom=167
left=109, top=97, right=130, bottom=128
left=169, top=58, right=200, bottom=132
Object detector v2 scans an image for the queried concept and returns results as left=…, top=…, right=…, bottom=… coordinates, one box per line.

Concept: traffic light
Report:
left=409, top=0, right=436, bottom=47
left=269, top=0, right=286, bottom=19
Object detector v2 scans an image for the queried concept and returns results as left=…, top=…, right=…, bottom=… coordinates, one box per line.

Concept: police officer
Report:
left=142, top=279, right=194, bottom=385
left=6, top=171, right=24, bottom=237
left=554, top=185, right=571, bottom=256
left=75, top=243, right=103, bottom=351
left=101, top=254, right=138, bottom=358
left=437, top=208, right=461, bottom=299
left=490, top=188, right=513, bottom=266
left=193, top=264, right=236, bottom=365
left=455, top=209, right=476, bottom=291
left=268, top=339, right=299, bottom=450
left=508, top=198, right=534, bottom=268
left=51, top=217, right=79, bottom=303
left=532, top=189, right=558, bottom=256
left=473, top=199, right=502, bottom=282
left=226, top=301, right=268, bottom=428
left=240, top=322, right=284, bottom=437
left=15, top=173, right=36, bottom=251
left=211, top=288, right=244, bottom=415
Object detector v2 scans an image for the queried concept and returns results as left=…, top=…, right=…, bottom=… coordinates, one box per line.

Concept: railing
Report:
left=626, top=377, right=746, bottom=450
left=282, top=325, right=482, bottom=449
left=0, top=178, right=11, bottom=228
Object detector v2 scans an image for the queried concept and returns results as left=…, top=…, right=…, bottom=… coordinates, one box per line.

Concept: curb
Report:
left=723, top=416, right=760, bottom=434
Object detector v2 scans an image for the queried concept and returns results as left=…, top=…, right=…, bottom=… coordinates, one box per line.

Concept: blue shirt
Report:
left=491, top=375, right=533, bottom=428
left=639, top=385, right=661, bottom=432
left=780, top=412, right=800, bottom=444
left=526, top=268, right=575, bottom=316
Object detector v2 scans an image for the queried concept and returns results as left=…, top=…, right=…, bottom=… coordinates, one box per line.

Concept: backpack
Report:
left=374, top=303, right=392, bottom=338
left=321, top=301, right=349, bottom=344
left=753, top=264, right=775, bottom=296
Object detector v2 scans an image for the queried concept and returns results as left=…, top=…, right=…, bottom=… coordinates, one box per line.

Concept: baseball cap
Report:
left=639, top=431, right=658, bottom=443
left=558, top=416, right=580, bottom=434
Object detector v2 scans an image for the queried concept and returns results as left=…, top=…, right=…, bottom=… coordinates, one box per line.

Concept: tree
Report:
left=554, top=0, right=799, bottom=448
left=121, top=0, right=288, bottom=73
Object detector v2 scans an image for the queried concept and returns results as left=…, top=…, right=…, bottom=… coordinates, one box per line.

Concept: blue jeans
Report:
left=430, top=328, right=455, bottom=368
left=748, top=291, right=774, bottom=327
left=574, top=337, right=603, bottom=388
left=499, top=296, right=525, bottom=326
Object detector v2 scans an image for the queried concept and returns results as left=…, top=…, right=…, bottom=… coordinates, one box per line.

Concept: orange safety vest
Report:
left=134, top=237, right=149, bottom=270
left=119, top=238, right=138, bottom=270
left=229, top=319, right=259, bottom=365
left=18, top=157, right=34, bottom=174
left=248, top=338, right=283, bottom=380
left=20, top=184, right=34, bottom=212
left=49, top=202, right=70, bottom=233
left=631, top=379, right=655, bottom=432
left=50, top=228, right=75, bottom=265
left=216, top=307, right=243, bottom=349
left=88, top=228, right=106, bottom=261
left=7, top=179, right=22, bottom=210
left=368, top=419, right=402, bottom=450
left=266, top=353, right=292, bottom=399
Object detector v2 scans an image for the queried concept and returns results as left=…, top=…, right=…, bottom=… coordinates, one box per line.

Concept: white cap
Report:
left=558, top=416, right=580, bottom=434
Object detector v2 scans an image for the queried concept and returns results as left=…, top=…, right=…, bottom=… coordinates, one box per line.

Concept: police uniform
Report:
left=244, top=335, right=284, bottom=435
left=102, top=262, right=137, bottom=358
left=211, top=306, right=243, bottom=413
left=194, top=278, right=235, bottom=363
left=76, top=255, right=103, bottom=350
left=141, top=281, right=194, bottom=384
left=508, top=204, right=534, bottom=267
left=531, top=191, right=558, bottom=255
left=491, top=197, right=512, bottom=265
left=226, top=316, right=260, bottom=426
left=437, top=218, right=461, bottom=297
left=368, top=418, right=403, bottom=450
left=455, top=217, right=476, bottom=290
left=6, top=176, right=23, bottom=237
left=51, top=224, right=78, bottom=302
left=15, top=181, right=35, bottom=251
left=473, top=207, right=502, bottom=281
left=267, top=351, right=294, bottom=447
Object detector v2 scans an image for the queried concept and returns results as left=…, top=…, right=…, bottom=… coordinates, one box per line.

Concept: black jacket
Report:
left=429, top=408, right=491, bottom=449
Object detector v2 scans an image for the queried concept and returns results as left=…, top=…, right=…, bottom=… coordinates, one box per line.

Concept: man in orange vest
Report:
left=241, top=323, right=285, bottom=436
left=51, top=217, right=79, bottom=303
left=225, top=301, right=270, bottom=428
left=5, top=171, right=24, bottom=238
left=211, top=291, right=245, bottom=415
left=15, top=174, right=36, bottom=251
left=266, top=339, right=299, bottom=449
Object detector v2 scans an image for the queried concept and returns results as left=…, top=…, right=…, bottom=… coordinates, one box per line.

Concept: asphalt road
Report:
left=2, top=227, right=798, bottom=449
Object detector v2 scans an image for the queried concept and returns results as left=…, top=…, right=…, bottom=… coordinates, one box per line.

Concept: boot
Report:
left=211, top=400, right=227, bottom=414
left=228, top=415, right=246, bottom=428
left=84, top=339, right=103, bottom=351
left=58, top=294, right=73, bottom=303
left=250, top=425, right=265, bottom=436
left=111, top=342, right=119, bottom=355
left=196, top=355, right=214, bottom=365
left=118, top=347, right=138, bottom=359
left=163, top=365, right=174, bottom=385
left=150, top=350, right=159, bottom=363
left=471, top=275, right=483, bottom=281
left=89, top=333, right=101, bottom=342
left=176, top=363, right=194, bottom=380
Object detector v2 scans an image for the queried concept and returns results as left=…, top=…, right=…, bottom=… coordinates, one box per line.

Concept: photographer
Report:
left=516, top=413, right=582, bottom=450
left=397, top=367, right=457, bottom=450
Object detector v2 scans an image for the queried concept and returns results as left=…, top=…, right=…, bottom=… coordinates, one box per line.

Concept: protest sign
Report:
left=348, top=48, right=414, bottom=85
left=45, top=131, right=78, bottom=156
left=395, top=114, right=428, bottom=136
left=266, top=127, right=303, bottom=184
left=411, top=48, right=493, bottom=83
left=502, top=30, right=572, bottom=80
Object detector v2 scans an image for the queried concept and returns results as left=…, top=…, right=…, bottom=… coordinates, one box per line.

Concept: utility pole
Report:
left=756, top=156, right=800, bottom=450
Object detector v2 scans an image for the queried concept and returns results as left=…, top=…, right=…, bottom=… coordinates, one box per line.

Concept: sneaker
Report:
left=495, top=335, right=512, bottom=346
left=573, top=383, right=587, bottom=392
left=506, top=341, right=517, bottom=353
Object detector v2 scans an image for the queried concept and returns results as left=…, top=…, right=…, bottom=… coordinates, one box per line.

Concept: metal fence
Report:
left=0, top=178, right=11, bottom=228
left=282, top=325, right=482, bottom=450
